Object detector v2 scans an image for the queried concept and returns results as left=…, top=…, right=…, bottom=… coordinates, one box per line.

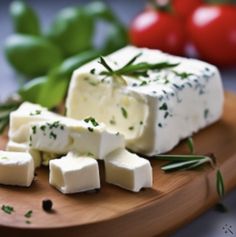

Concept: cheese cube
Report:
left=29, top=119, right=125, bottom=159
left=66, top=46, right=224, bottom=155
left=6, top=141, right=41, bottom=168
left=49, top=152, right=100, bottom=194
left=0, top=151, right=34, bottom=187
left=104, top=149, right=152, bottom=192
left=9, top=102, right=62, bottom=144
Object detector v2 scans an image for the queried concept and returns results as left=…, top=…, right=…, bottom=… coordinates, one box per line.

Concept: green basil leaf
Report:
left=10, top=0, right=41, bottom=35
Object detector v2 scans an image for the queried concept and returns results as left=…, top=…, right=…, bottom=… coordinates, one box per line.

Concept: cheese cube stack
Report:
left=7, top=102, right=62, bottom=167
left=29, top=119, right=124, bottom=159
left=104, top=149, right=152, bottom=192
left=9, top=102, right=62, bottom=144
left=66, top=46, right=224, bottom=156
left=49, top=152, right=100, bottom=194
left=0, top=151, right=34, bottom=187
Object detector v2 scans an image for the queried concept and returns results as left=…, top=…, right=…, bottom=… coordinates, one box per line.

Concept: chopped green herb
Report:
left=158, top=123, right=162, bottom=128
left=173, top=83, right=181, bottom=89
left=88, top=80, right=99, bottom=86
left=24, top=210, right=33, bottom=218
left=159, top=103, right=168, bottom=111
left=121, top=107, right=128, bottom=119
left=164, top=79, right=169, bottom=84
left=29, top=135, right=32, bottom=146
left=204, top=109, right=209, bottom=119
left=48, top=121, right=60, bottom=129
left=109, top=119, right=116, bottom=125
left=49, top=132, right=57, bottom=140
left=84, top=117, right=99, bottom=127
left=88, top=127, right=94, bottom=132
left=1, top=205, right=14, bottom=214
left=90, top=68, right=96, bottom=74
left=128, top=126, right=134, bottom=131
left=32, top=126, right=37, bottom=134
left=164, top=112, right=169, bottom=119
left=139, top=81, right=148, bottom=86
left=172, top=70, right=194, bottom=79
left=0, top=156, right=9, bottom=160
left=30, top=110, right=42, bottom=116
left=86, top=152, right=95, bottom=157
left=25, top=220, right=31, bottom=224
left=140, top=121, right=143, bottom=125
left=40, top=125, right=46, bottom=131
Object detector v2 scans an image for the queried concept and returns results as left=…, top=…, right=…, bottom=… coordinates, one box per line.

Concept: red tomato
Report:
left=129, top=10, right=186, bottom=55
left=172, top=0, right=203, bottom=19
left=187, top=5, right=236, bottom=67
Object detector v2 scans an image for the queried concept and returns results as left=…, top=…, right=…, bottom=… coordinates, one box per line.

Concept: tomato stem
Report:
left=147, top=0, right=172, bottom=12
left=205, top=0, right=236, bottom=4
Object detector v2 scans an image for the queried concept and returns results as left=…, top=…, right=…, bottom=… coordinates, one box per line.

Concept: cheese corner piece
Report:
left=66, top=46, right=224, bottom=155
left=0, top=150, right=34, bottom=187
left=9, top=101, right=61, bottom=144
left=29, top=119, right=124, bottom=159
left=49, top=153, right=100, bottom=194
left=104, top=149, right=152, bottom=192
left=6, top=141, right=41, bottom=168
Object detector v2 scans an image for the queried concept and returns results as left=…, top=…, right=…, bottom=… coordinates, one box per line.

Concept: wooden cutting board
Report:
left=0, top=92, right=236, bottom=237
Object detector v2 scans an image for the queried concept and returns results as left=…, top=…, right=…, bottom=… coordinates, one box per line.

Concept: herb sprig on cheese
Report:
left=98, top=53, right=179, bottom=80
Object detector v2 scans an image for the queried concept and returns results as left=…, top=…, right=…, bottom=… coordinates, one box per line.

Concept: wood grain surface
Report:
left=0, top=92, right=236, bottom=237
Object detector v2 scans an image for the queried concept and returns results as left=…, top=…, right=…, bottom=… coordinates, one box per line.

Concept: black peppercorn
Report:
left=42, top=199, right=53, bottom=212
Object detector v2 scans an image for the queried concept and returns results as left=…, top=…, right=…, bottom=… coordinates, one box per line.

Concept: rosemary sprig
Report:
left=154, top=137, right=226, bottom=210
left=186, top=137, right=195, bottom=154
left=98, top=54, right=179, bottom=79
left=216, top=169, right=225, bottom=199
left=154, top=154, right=215, bottom=172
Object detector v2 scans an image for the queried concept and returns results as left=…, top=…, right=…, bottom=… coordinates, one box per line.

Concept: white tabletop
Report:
left=0, top=0, right=236, bottom=236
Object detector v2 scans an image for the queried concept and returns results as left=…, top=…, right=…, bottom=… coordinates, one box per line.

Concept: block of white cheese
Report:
left=6, top=141, right=41, bottom=168
left=0, top=150, right=34, bottom=187
left=104, top=149, right=152, bottom=192
left=66, top=46, right=224, bottom=156
left=29, top=119, right=124, bottom=160
left=49, top=152, right=100, bottom=194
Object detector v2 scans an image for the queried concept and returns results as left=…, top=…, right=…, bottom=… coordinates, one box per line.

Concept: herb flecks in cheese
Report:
left=0, top=156, right=9, bottom=160
left=159, top=103, right=168, bottom=111
left=204, top=109, right=209, bottom=119
left=66, top=46, right=224, bottom=155
left=29, top=117, right=125, bottom=159
left=84, top=117, right=99, bottom=127
left=121, top=107, right=128, bottom=119
left=88, top=127, right=94, bottom=132
left=172, top=70, right=194, bottom=79
left=30, top=110, right=42, bottom=116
